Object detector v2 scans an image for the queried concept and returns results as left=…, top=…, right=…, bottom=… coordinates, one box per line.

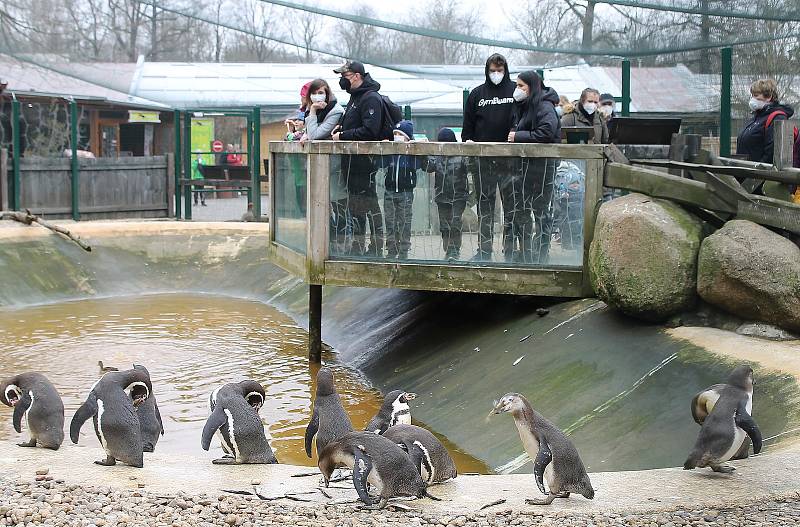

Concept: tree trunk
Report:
left=150, top=0, right=157, bottom=61
left=581, top=0, right=595, bottom=65
left=699, top=0, right=711, bottom=73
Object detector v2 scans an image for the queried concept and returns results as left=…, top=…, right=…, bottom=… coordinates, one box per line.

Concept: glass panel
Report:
left=328, top=153, right=585, bottom=268
left=273, top=153, right=307, bottom=254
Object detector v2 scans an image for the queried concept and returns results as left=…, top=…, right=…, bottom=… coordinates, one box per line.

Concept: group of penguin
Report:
left=0, top=362, right=762, bottom=510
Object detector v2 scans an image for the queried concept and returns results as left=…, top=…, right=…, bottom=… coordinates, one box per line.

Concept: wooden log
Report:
left=1, top=210, right=92, bottom=251
left=628, top=159, right=800, bottom=184
left=604, top=162, right=736, bottom=213
left=773, top=119, right=795, bottom=170
left=668, top=133, right=687, bottom=177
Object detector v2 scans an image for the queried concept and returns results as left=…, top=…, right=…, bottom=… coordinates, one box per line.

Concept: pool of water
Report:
left=0, top=293, right=488, bottom=472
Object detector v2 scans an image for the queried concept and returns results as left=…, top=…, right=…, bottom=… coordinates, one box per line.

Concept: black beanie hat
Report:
left=437, top=128, right=457, bottom=142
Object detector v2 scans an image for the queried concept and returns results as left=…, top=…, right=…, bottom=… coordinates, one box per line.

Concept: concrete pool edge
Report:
left=0, top=440, right=798, bottom=516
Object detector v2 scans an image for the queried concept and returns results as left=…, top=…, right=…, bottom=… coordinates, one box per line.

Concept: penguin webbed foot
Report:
left=212, top=457, right=239, bottom=465
left=143, top=444, right=155, bottom=453
left=711, top=463, right=735, bottom=474
left=555, top=492, right=570, bottom=498
left=17, top=438, right=37, bottom=448
left=525, top=493, right=557, bottom=505
left=94, top=456, right=116, bottom=466
left=360, top=496, right=387, bottom=510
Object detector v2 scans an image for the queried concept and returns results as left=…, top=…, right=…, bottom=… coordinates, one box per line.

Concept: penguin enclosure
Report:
left=0, top=222, right=799, bottom=475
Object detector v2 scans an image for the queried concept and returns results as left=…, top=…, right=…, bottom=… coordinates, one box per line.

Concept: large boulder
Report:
left=589, top=193, right=704, bottom=321
left=697, top=220, right=800, bottom=333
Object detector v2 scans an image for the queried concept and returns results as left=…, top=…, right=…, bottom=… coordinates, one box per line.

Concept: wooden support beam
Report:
left=629, top=159, right=800, bottom=184
left=308, top=284, right=322, bottom=363
left=774, top=119, right=795, bottom=170
left=604, top=162, right=736, bottom=213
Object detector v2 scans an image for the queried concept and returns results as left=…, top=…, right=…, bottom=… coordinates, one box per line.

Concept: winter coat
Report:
left=384, top=155, right=421, bottom=193
left=511, top=82, right=561, bottom=144
left=339, top=74, right=385, bottom=141
left=304, top=100, right=344, bottom=140
left=736, top=102, right=795, bottom=164
left=560, top=106, right=609, bottom=144
left=462, top=58, right=516, bottom=142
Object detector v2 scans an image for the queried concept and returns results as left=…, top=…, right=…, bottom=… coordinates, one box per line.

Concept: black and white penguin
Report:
left=70, top=367, right=154, bottom=467
left=491, top=393, right=594, bottom=505
left=383, top=423, right=457, bottom=484
left=132, top=364, right=163, bottom=453
left=684, top=364, right=762, bottom=473
left=305, top=367, right=353, bottom=458
left=318, top=431, right=440, bottom=509
left=201, top=380, right=277, bottom=464
left=691, top=381, right=750, bottom=460
left=365, top=390, right=417, bottom=434
left=1, top=372, right=64, bottom=450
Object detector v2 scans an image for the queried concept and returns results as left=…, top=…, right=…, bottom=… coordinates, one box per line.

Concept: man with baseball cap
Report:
left=331, top=59, right=386, bottom=257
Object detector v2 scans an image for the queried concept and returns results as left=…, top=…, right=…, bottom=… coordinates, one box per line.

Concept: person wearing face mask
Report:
left=382, top=120, right=421, bottom=259
left=507, top=70, right=561, bottom=264
left=331, top=60, right=386, bottom=257
left=736, top=79, right=794, bottom=165
left=559, top=88, right=608, bottom=144
left=462, top=53, right=517, bottom=262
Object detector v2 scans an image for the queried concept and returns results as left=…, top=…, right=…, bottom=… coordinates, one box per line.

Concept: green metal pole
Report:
left=11, top=97, right=20, bottom=211
left=246, top=114, right=253, bottom=207
left=183, top=111, right=192, bottom=220
left=173, top=109, right=182, bottom=219
left=69, top=100, right=80, bottom=221
left=462, top=88, right=469, bottom=122
left=403, top=105, right=412, bottom=120
left=720, top=47, right=732, bottom=157
left=536, top=69, right=544, bottom=80
left=621, top=59, right=631, bottom=117
left=252, top=106, right=262, bottom=219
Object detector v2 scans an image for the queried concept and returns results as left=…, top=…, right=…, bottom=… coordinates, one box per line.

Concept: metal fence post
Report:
left=537, top=69, right=544, bottom=81
left=621, top=59, right=631, bottom=117
left=11, top=96, right=21, bottom=211
left=462, top=88, right=469, bottom=121
left=252, top=106, right=262, bottom=219
left=174, top=109, right=182, bottom=219
left=720, top=47, right=732, bottom=157
left=403, top=105, right=412, bottom=120
left=183, top=111, right=192, bottom=220
left=69, top=99, right=80, bottom=221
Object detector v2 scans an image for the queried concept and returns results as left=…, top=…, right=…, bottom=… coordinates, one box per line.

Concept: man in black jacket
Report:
left=332, top=60, right=385, bottom=257
left=462, top=53, right=517, bottom=261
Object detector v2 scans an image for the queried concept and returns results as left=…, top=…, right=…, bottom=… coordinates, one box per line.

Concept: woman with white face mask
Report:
left=736, top=78, right=794, bottom=165
left=300, top=78, right=344, bottom=142
left=558, top=87, right=608, bottom=144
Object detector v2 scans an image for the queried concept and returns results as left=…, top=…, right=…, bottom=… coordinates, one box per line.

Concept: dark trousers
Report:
left=475, top=157, right=516, bottom=258
left=348, top=189, right=384, bottom=257
left=513, top=158, right=557, bottom=263
left=437, top=200, right=466, bottom=259
left=384, top=190, right=414, bottom=258
left=330, top=198, right=350, bottom=254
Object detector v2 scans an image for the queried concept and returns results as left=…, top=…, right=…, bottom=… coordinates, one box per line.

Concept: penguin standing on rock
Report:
left=305, top=367, right=353, bottom=458
left=1, top=372, right=64, bottom=450
left=684, top=364, right=762, bottom=473
left=202, top=380, right=276, bottom=464
left=70, top=368, right=154, bottom=467
left=383, top=424, right=457, bottom=484
left=132, top=364, right=164, bottom=453
left=318, top=431, right=440, bottom=510
left=491, top=393, right=594, bottom=505
left=365, top=390, right=417, bottom=434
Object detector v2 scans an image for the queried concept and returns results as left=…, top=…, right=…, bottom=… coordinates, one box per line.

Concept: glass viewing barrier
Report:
left=272, top=153, right=307, bottom=254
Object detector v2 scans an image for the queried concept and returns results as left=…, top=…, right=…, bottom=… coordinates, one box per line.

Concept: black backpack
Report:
left=379, top=94, right=403, bottom=140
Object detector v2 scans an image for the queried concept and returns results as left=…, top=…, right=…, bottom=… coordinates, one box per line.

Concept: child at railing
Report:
left=383, top=120, right=421, bottom=260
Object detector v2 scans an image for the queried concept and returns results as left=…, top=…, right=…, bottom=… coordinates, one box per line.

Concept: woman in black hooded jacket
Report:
left=507, top=70, right=561, bottom=264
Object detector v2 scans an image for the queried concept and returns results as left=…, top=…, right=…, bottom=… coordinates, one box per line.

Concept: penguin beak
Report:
left=490, top=399, right=506, bottom=415
left=404, top=392, right=417, bottom=401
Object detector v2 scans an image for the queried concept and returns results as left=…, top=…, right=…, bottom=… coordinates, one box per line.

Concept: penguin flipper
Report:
left=304, top=407, right=319, bottom=458
left=691, top=385, right=724, bottom=425
left=735, top=401, right=762, bottom=454
left=352, top=447, right=375, bottom=506
left=403, top=441, right=425, bottom=478
left=12, top=392, right=32, bottom=433
left=533, top=438, right=553, bottom=495
left=201, top=407, right=227, bottom=451
left=155, top=401, right=165, bottom=435
left=70, top=393, right=98, bottom=444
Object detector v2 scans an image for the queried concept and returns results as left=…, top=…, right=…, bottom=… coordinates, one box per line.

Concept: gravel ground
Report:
left=2, top=475, right=799, bottom=527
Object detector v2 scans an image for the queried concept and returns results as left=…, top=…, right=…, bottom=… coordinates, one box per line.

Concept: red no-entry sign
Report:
left=212, top=140, right=224, bottom=153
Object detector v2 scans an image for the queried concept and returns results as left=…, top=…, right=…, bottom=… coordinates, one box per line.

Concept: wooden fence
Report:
left=1, top=151, right=174, bottom=219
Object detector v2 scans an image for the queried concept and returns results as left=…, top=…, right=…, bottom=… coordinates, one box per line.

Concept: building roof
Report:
left=0, top=54, right=168, bottom=110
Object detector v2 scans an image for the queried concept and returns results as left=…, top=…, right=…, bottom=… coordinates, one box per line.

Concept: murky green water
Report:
left=0, top=293, right=488, bottom=472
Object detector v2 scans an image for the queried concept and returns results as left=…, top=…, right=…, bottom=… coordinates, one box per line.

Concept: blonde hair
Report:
left=559, top=95, right=574, bottom=114
left=750, top=79, right=779, bottom=102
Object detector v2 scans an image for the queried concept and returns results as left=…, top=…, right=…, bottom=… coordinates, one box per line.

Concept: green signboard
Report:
left=191, top=118, right=215, bottom=165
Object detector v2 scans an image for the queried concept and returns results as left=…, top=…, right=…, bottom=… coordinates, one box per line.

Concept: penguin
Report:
left=365, top=390, right=417, bottom=434
left=305, top=367, right=353, bottom=458
left=691, top=381, right=750, bottom=460
left=383, top=423, right=457, bottom=484
left=684, top=364, right=762, bottom=473
left=0, top=372, right=64, bottom=450
left=131, top=364, right=163, bottom=453
left=70, top=367, right=153, bottom=467
left=491, top=393, right=594, bottom=505
left=318, top=431, right=440, bottom=509
left=201, top=380, right=277, bottom=464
